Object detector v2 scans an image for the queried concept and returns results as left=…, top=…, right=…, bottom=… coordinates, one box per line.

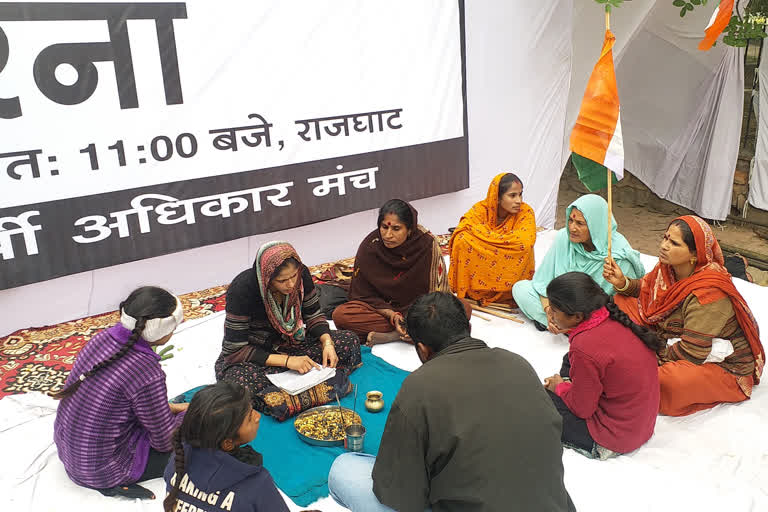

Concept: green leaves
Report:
left=594, top=0, right=624, bottom=11
left=723, top=15, right=768, bottom=47
left=154, top=344, right=175, bottom=361
left=670, top=0, right=767, bottom=46
left=678, top=1, right=696, bottom=17
left=592, top=0, right=766, bottom=47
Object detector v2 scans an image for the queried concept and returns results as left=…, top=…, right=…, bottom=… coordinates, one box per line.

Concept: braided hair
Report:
left=51, top=286, right=176, bottom=400
left=546, top=272, right=664, bottom=352
left=164, top=381, right=252, bottom=512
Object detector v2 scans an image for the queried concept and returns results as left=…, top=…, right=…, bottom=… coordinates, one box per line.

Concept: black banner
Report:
left=0, top=138, right=467, bottom=289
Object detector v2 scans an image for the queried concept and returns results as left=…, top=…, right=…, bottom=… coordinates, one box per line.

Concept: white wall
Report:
left=0, top=1, right=573, bottom=336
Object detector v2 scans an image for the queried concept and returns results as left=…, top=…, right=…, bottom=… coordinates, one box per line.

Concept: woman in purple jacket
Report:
left=53, top=286, right=187, bottom=500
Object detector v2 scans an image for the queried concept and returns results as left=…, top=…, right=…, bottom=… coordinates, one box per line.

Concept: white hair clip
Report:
left=120, top=296, right=184, bottom=342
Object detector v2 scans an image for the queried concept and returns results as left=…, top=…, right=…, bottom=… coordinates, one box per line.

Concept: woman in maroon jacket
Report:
left=543, top=272, right=663, bottom=459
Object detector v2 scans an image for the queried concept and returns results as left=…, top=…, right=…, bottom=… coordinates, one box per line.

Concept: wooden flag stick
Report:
left=484, top=303, right=516, bottom=313
left=472, top=304, right=525, bottom=324
left=464, top=298, right=515, bottom=313
left=607, top=168, right=613, bottom=261
left=605, top=7, right=613, bottom=262
left=471, top=310, right=492, bottom=322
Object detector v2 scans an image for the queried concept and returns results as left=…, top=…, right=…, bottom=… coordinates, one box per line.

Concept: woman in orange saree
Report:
left=448, top=173, right=536, bottom=305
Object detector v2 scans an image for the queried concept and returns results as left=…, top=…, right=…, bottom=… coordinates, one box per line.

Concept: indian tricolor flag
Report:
left=570, top=29, right=623, bottom=192
left=699, top=0, right=734, bottom=51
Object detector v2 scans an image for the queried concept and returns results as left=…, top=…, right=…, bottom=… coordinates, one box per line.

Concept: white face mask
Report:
left=120, top=296, right=184, bottom=342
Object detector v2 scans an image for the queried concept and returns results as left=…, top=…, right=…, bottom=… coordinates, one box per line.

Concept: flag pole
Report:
left=605, top=7, right=613, bottom=261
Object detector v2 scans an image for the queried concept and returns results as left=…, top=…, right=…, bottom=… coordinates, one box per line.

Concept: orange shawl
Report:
left=616, top=216, right=765, bottom=385
left=448, top=173, right=536, bottom=304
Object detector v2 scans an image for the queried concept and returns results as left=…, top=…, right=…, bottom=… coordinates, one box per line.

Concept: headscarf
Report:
left=254, top=241, right=306, bottom=343
left=349, top=200, right=449, bottom=312
left=617, top=215, right=764, bottom=384
left=448, top=173, right=536, bottom=303
left=450, top=172, right=536, bottom=244
left=532, top=194, right=645, bottom=297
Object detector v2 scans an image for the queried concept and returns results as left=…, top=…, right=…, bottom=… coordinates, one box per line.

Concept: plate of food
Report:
left=294, top=405, right=362, bottom=446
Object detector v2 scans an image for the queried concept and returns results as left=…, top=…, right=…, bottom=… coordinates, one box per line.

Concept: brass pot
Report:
left=364, top=390, right=385, bottom=413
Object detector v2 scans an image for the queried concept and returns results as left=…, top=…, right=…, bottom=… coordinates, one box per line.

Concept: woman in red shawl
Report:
left=333, top=199, right=455, bottom=346
left=603, top=216, right=764, bottom=416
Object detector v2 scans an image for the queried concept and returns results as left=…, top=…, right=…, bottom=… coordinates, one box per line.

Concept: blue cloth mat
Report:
left=175, top=346, right=410, bottom=506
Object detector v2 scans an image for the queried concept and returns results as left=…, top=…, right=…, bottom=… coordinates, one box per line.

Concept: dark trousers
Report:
left=547, top=352, right=594, bottom=452
left=136, top=448, right=172, bottom=482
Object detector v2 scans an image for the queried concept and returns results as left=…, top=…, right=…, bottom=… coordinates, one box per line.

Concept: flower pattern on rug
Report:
left=0, top=285, right=229, bottom=398
left=0, top=251, right=405, bottom=399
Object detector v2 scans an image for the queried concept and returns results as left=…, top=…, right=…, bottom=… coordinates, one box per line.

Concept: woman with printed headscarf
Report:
left=215, top=241, right=361, bottom=421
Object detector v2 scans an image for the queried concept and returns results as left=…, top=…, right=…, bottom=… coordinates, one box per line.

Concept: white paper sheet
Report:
left=266, top=367, right=336, bottom=395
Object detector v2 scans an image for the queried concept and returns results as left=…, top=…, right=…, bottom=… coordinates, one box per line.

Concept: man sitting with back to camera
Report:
left=328, top=291, right=576, bottom=512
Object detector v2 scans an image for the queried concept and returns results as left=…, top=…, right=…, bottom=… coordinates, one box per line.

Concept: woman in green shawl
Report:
left=512, top=194, right=645, bottom=332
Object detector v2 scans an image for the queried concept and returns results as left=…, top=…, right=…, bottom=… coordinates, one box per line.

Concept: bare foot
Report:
left=366, top=331, right=403, bottom=346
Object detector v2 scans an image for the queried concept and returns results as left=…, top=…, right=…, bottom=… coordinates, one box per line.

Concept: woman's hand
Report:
left=322, top=343, right=339, bottom=368
left=602, top=257, right=625, bottom=288
left=544, top=306, right=569, bottom=335
left=169, top=402, right=189, bottom=415
left=287, top=355, right=321, bottom=374
left=543, top=374, right=564, bottom=393
left=391, top=312, right=407, bottom=337
left=319, top=334, right=338, bottom=368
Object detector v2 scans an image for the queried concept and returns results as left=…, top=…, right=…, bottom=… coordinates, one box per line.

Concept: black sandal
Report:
left=98, top=483, right=156, bottom=500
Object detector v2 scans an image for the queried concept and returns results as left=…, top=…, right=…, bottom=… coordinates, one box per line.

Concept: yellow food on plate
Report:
left=295, top=409, right=362, bottom=441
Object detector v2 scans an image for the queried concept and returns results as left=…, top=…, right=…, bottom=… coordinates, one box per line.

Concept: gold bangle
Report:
left=615, top=276, right=630, bottom=293
left=322, top=339, right=334, bottom=348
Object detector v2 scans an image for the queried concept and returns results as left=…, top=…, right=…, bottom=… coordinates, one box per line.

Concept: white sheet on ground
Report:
left=4, top=230, right=768, bottom=511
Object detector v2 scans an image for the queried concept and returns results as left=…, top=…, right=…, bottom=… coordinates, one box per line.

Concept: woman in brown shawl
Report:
left=333, top=199, right=459, bottom=345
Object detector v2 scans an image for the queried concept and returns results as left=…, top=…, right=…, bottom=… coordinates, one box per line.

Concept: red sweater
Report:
left=556, top=313, right=659, bottom=453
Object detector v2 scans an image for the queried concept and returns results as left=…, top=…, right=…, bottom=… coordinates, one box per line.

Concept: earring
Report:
left=690, top=258, right=696, bottom=265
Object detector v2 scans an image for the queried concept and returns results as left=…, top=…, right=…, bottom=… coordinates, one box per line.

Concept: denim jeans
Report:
left=328, top=453, right=401, bottom=512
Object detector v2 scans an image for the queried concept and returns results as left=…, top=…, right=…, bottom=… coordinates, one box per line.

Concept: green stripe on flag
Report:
left=571, top=153, right=618, bottom=192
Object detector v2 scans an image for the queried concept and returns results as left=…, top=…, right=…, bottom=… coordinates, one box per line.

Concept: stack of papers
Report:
left=266, top=366, right=336, bottom=395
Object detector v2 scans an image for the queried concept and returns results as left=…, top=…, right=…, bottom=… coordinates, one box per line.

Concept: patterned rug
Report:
left=0, top=285, right=229, bottom=399
left=0, top=234, right=457, bottom=400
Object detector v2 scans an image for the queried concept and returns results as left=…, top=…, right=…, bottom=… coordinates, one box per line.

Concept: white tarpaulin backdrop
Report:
left=0, top=0, right=747, bottom=335
left=750, top=40, right=768, bottom=210
left=615, top=2, right=744, bottom=221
